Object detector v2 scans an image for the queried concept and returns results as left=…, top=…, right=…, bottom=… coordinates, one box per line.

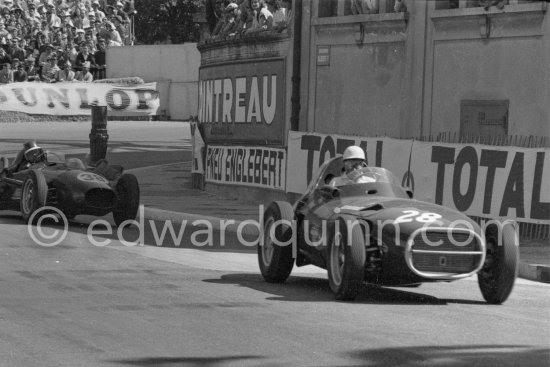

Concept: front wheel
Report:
left=20, top=169, right=48, bottom=223
left=258, top=201, right=295, bottom=283
left=113, top=173, right=140, bottom=227
left=327, top=215, right=366, bottom=301
left=478, top=222, right=519, bottom=304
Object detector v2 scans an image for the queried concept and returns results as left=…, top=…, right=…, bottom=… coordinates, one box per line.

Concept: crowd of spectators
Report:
left=205, top=0, right=292, bottom=42
left=0, top=0, right=135, bottom=84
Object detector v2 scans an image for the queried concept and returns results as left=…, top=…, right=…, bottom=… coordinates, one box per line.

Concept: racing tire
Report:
left=258, top=201, right=295, bottom=283
left=113, top=173, right=140, bottom=227
left=327, top=215, right=366, bottom=301
left=20, top=169, right=48, bottom=224
left=478, top=222, right=519, bottom=305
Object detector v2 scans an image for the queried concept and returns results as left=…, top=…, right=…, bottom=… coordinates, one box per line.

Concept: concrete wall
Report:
left=300, top=0, right=550, bottom=139
left=106, top=44, right=200, bottom=120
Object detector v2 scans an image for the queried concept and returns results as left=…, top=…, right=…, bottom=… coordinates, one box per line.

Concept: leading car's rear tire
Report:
left=478, top=222, right=519, bottom=305
left=20, top=169, right=48, bottom=223
left=328, top=215, right=366, bottom=301
left=113, top=173, right=140, bottom=227
left=258, top=201, right=295, bottom=283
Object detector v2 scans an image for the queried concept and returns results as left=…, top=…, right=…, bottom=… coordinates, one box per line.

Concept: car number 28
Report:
left=395, top=210, right=441, bottom=223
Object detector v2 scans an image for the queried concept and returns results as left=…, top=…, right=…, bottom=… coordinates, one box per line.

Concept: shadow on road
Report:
left=343, top=345, right=550, bottom=367
left=203, top=273, right=487, bottom=305
left=104, top=355, right=264, bottom=367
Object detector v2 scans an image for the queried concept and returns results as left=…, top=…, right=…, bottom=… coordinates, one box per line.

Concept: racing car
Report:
left=0, top=149, right=139, bottom=226
left=258, top=157, right=519, bottom=304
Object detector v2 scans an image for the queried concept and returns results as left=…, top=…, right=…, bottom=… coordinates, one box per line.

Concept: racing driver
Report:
left=6, top=140, right=46, bottom=173
left=330, top=145, right=374, bottom=186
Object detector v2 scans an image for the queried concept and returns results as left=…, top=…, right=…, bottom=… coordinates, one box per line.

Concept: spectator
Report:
left=41, top=53, right=60, bottom=82
left=38, top=43, right=54, bottom=68
left=74, top=27, right=85, bottom=44
left=259, top=1, right=273, bottom=30
left=243, top=0, right=262, bottom=34
left=266, top=0, right=286, bottom=31
left=75, top=43, right=94, bottom=70
left=219, top=3, right=240, bottom=39
left=0, top=62, right=13, bottom=83
left=9, top=36, right=24, bottom=60
left=75, top=60, right=92, bottom=81
left=91, top=0, right=106, bottom=21
left=25, top=57, right=40, bottom=81
left=56, top=60, right=74, bottom=81
left=93, top=37, right=105, bottom=79
left=104, top=21, right=121, bottom=44
left=0, top=46, right=12, bottom=65
left=13, top=60, right=27, bottom=81
left=104, top=32, right=121, bottom=47
left=113, top=1, right=129, bottom=23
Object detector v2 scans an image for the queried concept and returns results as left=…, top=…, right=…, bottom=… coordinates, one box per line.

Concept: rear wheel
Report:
left=328, top=215, right=366, bottom=301
left=113, top=174, right=140, bottom=227
left=258, top=201, right=295, bottom=283
left=20, top=170, right=48, bottom=223
left=478, top=222, right=519, bottom=304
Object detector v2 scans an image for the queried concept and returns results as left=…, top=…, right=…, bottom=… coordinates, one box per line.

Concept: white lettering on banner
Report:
left=0, top=82, right=160, bottom=116
left=198, top=76, right=277, bottom=125
left=205, top=146, right=286, bottom=190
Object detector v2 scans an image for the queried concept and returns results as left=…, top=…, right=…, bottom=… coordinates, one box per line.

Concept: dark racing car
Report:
left=258, top=157, right=519, bottom=304
left=0, top=143, right=139, bottom=226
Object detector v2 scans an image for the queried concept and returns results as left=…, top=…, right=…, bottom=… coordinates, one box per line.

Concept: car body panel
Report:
left=293, top=157, right=486, bottom=286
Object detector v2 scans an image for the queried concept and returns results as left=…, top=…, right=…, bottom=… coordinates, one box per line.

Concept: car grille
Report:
left=412, top=232, right=477, bottom=251
left=412, top=252, right=477, bottom=273
left=85, top=189, right=116, bottom=209
left=406, top=228, right=484, bottom=277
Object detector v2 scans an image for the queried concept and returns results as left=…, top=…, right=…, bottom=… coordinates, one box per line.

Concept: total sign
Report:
left=198, top=59, right=286, bottom=145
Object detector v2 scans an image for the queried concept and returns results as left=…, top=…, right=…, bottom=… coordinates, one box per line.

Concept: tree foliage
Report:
left=134, top=0, right=202, bottom=44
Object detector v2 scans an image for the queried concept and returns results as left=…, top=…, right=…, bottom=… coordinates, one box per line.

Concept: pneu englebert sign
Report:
left=205, top=145, right=286, bottom=191
left=198, top=59, right=285, bottom=145
left=0, top=82, right=159, bottom=116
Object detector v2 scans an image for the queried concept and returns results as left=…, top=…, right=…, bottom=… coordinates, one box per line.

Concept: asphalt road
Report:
left=0, top=219, right=548, bottom=367
left=0, top=120, right=191, bottom=168
left=1, top=121, right=549, bottom=366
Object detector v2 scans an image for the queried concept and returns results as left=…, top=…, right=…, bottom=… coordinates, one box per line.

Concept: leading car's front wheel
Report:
left=478, top=222, right=519, bottom=304
left=258, top=201, right=295, bottom=283
left=328, top=215, right=366, bottom=301
left=20, top=169, right=48, bottom=223
left=113, top=173, right=140, bottom=227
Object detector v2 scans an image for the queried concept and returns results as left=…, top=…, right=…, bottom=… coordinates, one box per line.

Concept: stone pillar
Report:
left=89, top=106, right=109, bottom=164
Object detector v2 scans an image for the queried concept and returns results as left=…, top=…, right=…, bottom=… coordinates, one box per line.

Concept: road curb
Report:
left=519, top=263, right=550, bottom=284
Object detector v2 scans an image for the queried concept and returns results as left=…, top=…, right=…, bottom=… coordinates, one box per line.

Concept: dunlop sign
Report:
left=198, top=60, right=285, bottom=145
left=0, top=82, right=159, bottom=116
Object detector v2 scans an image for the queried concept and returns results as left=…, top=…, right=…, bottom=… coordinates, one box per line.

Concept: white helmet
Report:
left=342, top=146, right=365, bottom=161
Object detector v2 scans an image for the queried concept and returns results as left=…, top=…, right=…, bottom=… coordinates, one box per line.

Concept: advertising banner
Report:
left=287, top=131, right=549, bottom=224
left=0, top=82, right=159, bottom=116
left=205, top=145, right=286, bottom=191
left=412, top=142, right=549, bottom=224
left=198, top=59, right=286, bottom=145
